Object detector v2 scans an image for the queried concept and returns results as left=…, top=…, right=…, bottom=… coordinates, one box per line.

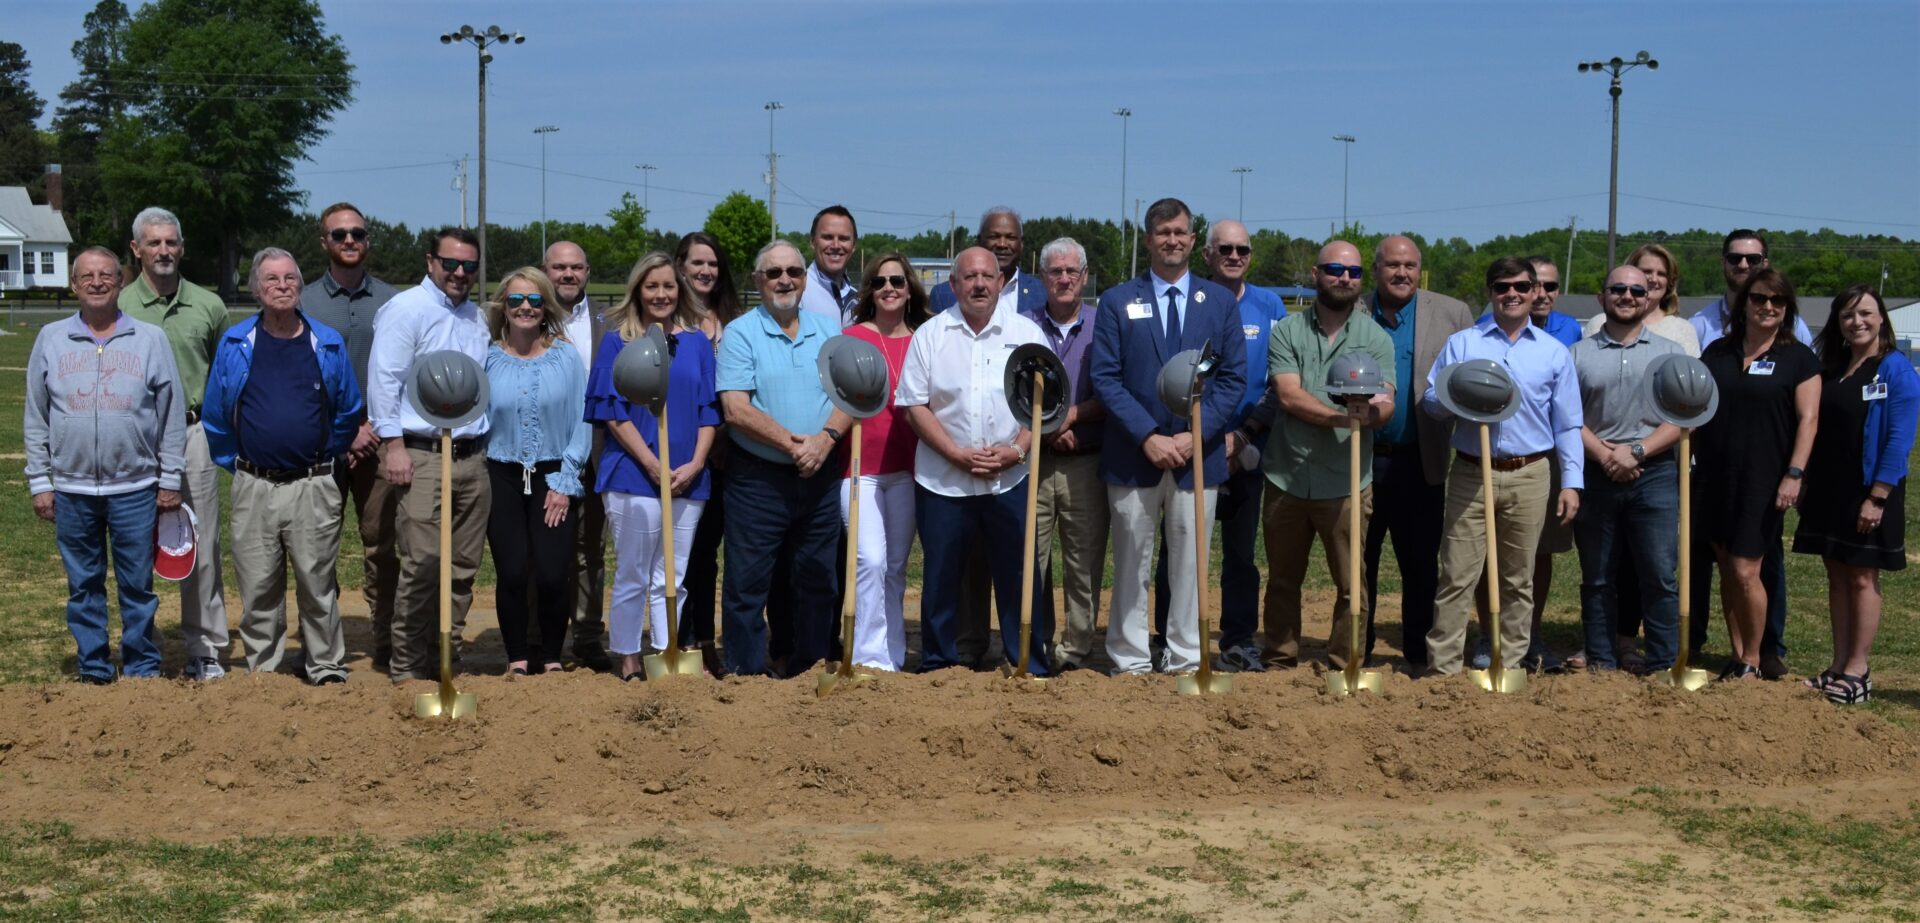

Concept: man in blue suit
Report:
left=1091, top=197, right=1247, bottom=675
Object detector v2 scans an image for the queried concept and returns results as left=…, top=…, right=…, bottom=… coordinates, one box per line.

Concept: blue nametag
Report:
left=1749, top=360, right=1775, bottom=376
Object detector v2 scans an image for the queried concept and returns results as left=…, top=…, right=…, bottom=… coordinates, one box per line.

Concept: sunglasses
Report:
left=871, top=275, right=908, bottom=291
left=1746, top=292, right=1790, bottom=308
left=435, top=256, right=479, bottom=275
left=504, top=293, right=545, bottom=309
left=760, top=266, right=806, bottom=279
left=328, top=227, right=369, bottom=243
left=1490, top=281, right=1536, bottom=295
left=1724, top=252, right=1766, bottom=267
left=1215, top=244, right=1252, bottom=257
left=1606, top=284, right=1649, bottom=298
left=1540, top=280, right=1560, bottom=293
left=1318, top=262, right=1364, bottom=279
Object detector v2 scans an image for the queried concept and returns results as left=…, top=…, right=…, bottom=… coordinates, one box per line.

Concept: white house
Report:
left=0, top=185, right=74, bottom=292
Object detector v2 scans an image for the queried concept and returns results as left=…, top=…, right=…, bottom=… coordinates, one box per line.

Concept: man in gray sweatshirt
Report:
left=24, top=246, right=187, bottom=683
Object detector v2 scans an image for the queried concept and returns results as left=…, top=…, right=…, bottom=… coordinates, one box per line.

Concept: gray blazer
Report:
left=1400, top=288, right=1476, bottom=485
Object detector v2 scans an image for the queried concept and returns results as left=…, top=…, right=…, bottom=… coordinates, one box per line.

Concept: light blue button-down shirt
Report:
left=715, top=306, right=837, bottom=463
left=483, top=341, right=591, bottom=496
left=1150, top=271, right=1192, bottom=341
left=1690, top=295, right=1814, bottom=350
left=1422, top=315, right=1586, bottom=490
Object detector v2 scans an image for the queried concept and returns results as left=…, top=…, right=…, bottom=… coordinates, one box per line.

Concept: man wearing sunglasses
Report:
left=1501, top=257, right=1582, bottom=674
left=365, top=227, right=493, bottom=684
left=1421, top=257, right=1583, bottom=678
left=1691, top=230, right=1812, bottom=351
left=799, top=205, right=861, bottom=326
left=301, top=202, right=400, bottom=669
left=1569, top=265, right=1687, bottom=674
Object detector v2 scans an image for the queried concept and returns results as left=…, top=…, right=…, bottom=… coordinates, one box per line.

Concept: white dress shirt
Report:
left=800, top=262, right=856, bottom=326
left=368, top=277, right=492, bottom=440
left=563, top=296, right=595, bottom=377
left=894, top=305, right=1045, bottom=497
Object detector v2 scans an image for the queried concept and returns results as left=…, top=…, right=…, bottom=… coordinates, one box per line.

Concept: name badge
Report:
left=1126, top=301, right=1152, bottom=320
left=1243, top=324, right=1260, bottom=339
left=1864, top=381, right=1889, bottom=401
left=1749, top=360, right=1775, bottom=376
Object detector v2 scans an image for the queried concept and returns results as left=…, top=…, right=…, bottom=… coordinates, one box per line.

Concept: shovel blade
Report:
left=642, top=648, right=706, bottom=681
left=1658, top=667, right=1713, bottom=692
left=1327, top=669, right=1386, bottom=697
left=414, top=687, right=477, bottom=720
left=1176, top=672, right=1233, bottom=696
left=814, top=663, right=874, bottom=698
left=1470, top=667, right=1529, bottom=694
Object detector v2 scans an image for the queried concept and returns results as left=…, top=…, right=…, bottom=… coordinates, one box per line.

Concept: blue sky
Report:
left=12, top=1, right=1919, bottom=244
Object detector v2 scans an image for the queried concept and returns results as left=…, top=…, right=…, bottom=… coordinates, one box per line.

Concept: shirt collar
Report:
left=320, top=269, right=370, bottom=298
left=1477, top=313, right=1540, bottom=342
left=809, top=262, right=850, bottom=298
left=1151, top=271, right=1192, bottom=303
left=1592, top=325, right=1649, bottom=348
left=939, top=304, right=1006, bottom=335
left=126, top=273, right=170, bottom=308
left=752, top=305, right=818, bottom=340
left=415, top=276, right=463, bottom=311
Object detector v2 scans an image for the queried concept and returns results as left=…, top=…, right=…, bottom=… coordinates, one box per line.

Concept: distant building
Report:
left=0, top=178, right=74, bottom=293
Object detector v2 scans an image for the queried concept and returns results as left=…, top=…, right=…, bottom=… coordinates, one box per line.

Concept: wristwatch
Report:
left=1629, top=442, right=1645, bottom=461
left=823, top=426, right=844, bottom=443
left=1016, top=444, right=1029, bottom=464
left=1866, top=495, right=1888, bottom=509
left=1785, top=466, right=1804, bottom=479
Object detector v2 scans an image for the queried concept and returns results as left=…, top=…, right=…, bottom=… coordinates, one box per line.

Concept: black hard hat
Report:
left=1003, top=342, right=1070, bottom=434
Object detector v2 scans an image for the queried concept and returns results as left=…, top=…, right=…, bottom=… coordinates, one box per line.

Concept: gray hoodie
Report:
left=25, top=312, right=187, bottom=496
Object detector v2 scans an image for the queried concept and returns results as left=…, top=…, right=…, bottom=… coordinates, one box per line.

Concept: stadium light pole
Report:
left=441, top=24, right=525, bottom=301
left=764, top=101, right=783, bottom=243
left=1332, top=135, right=1356, bottom=230
left=1579, top=51, right=1658, bottom=269
left=533, top=125, right=559, bottom=253
left=635, top=163, right=657, bottom=215
left=1232, top=166, right=1252, bottom=221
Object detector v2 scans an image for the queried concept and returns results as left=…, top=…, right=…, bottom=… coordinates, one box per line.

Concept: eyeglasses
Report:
left=435, top=256, right=479, bottom=275
left=1724, top=252, right=1766, bottom=267
left=1490, top=281, right=1536, bottom=295
left=503, top=293, right=545, bottom=309
left=871, top=275, right=908, bottom=291
left=1540, top=281, right=1561, bottom=293
left=760, top=266, right=806, bottom=279
left=1606, top=284, right=1648, bottom=298
left=1215, top=244, right=1251, bottom=257
left=1746, top=292, right=1790, bottom=309
left=1317, top=263, right=1364, bottom=279
left=328, top=227, right=369, bottom=243
left=1044, top=267, right=1083, bottom=279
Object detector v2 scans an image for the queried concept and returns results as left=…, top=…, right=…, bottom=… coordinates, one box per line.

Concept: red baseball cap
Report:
left=154, top=504, right=197, bottom=582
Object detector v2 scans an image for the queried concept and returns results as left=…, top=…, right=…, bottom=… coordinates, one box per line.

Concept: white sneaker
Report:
left=189, top=656, right=226, bottom=681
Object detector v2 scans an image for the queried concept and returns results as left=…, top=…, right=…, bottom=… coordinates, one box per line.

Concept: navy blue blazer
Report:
left=928, top=269, right=1048, bottom=314
left=1090, top=273, right=1247, bottom=488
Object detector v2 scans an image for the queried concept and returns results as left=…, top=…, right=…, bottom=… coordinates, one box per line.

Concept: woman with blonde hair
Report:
left=1581, top=243, right=1700, bottom=357
left=483, top=266, right=590, bottom=676
left=586, top=252, right=720, bottom=680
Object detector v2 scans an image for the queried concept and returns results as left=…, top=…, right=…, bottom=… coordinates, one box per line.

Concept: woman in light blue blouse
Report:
left=588, top=252, right=720, bottom=681
left=483, top=267, right=590, bottom=676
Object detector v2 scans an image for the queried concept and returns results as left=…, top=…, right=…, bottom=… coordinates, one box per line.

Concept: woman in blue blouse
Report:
left=1794, top=285, right=1918, bottom=704
left=588, top=252, right=720, bottom=681
left=484, top=267, right=590, bottom=676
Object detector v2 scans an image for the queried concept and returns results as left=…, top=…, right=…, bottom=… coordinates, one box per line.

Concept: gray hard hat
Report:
left=406, top=350, right=489, bottom=429
left=1003, top=343, right=1070, bottom=434
left=1157, top=340, right=1223, bottom=417
left=1325, top=352, right=1390, bottom=397
left=816, top=334, right=890, bottom=420
left=1434, top=358, right=1520, bottom=424
left=1645, top=353, right=1719, bottom=428
left=612, top=325, right=673, bottom=411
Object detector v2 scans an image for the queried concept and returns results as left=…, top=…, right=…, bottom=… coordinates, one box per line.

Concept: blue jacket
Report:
left=1090, top=273, right=1248, bottom=488
left=929, top=269, right=1048, bottom=314
left=203, top=311, right=364, bottom=472
left=1861, top=352, right=1920, bottom=487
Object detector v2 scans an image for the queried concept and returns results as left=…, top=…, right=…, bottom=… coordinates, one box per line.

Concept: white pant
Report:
left=605, top=491, right=705, bottom=656
left=840, top=472, right=915, bottom=671
left=1107, top=474, right=1217, bottom=674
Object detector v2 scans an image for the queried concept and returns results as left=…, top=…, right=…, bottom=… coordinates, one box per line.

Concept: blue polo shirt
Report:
left=715, top=306, right=837, bottom=463
left=1228, top=282, right=1288, bottom=428
left=1372, top=291, right=1419, bottom=446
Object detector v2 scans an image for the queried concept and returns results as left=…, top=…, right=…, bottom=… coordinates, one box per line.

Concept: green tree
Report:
left=94, top=0, right=352, bottom=300
left=0, top=41, right=49, bottom=192
left=604, top=191, right=651, bottom=271
left=704, top=192, right=772, bottom=278
left=52, top=1, right=131, bottom=249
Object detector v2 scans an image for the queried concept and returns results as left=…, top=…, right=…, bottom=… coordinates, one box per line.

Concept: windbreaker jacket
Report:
left=24, top=312, right=187, bottom=496
left=201, top=311, right=364, bottom=471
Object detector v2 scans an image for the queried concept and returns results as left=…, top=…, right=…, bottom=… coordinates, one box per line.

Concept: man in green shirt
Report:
left=118, top=206, right=231, bottom=680
left=1261, top=240, right=1396, bottom=670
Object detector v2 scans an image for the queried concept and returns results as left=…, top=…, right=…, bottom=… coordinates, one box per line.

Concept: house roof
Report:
left=0, top=187, right=73, bottom=245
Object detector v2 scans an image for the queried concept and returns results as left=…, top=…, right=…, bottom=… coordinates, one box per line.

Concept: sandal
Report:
left=1804, top=670, right=1839, bottom=692
left=1823, top=672, right=1871, bottom=705
left=508, top=664, right=529, bottom=677
left=541, top=662, right=564, bottom=675
left=1717, top=663, right=1761, bottom=682
left=1563, top=650, right=1588, bottom=671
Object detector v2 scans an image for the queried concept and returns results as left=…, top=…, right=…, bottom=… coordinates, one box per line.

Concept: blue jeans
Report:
left=1574, top=457, right=1680, bottom=670
left=720, top=453, right=841, bottom=677
left=1152, top=465, right=1263, bottom=651
left=916, top=484, right=1051, bottom=674
left=1363, top=445, right=1444, bottom=666
left=55, top=489, right=162, bottom=680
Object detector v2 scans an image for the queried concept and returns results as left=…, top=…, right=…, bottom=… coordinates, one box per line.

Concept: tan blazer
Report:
left=1398, top=289, right=1475, bottom=485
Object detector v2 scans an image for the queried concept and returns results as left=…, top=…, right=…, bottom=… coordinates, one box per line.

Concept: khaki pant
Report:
left=1108, top=475, right=1216, bottom=675
left=230, top=469, right=348, bottom=680
left=179, top=423, right=229, bottom=660
left=391, top=447, right=490, bottom=681
left=1430, top=454, right=1550, bottom=674
left=1033, top=452, right=1109, bottom=665
left=345, top=456, right=399, bottom=657
left=1260, top=485, right=1372, bottom=668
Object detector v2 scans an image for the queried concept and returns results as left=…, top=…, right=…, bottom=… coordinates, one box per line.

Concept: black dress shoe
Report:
left=78, top=674, right=112, bottom=686
left=574, top=647, right=614, bottom=672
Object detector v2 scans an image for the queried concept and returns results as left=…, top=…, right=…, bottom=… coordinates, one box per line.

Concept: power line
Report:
left=1617, top=193, right=1920, bottom=229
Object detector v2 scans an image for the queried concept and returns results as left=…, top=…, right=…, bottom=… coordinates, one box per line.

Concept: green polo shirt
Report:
left=118, top=274, right=229, bottom=408
left=1262, top=304, right=1396, bottom=499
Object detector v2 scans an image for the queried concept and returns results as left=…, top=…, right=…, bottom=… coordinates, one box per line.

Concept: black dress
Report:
left=1793, top=355, right=1907, bottom=570
left=1695, top=336, right=1821, bottom=558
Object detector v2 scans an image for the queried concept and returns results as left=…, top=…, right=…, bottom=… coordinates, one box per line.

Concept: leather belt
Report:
left=403, top=434, right=483, bottom=459
left=1456, top=450, right=1549, bottom=472
left=236, top=458, right=334, bottom=484
left=185, top=407, right=201, bottom=426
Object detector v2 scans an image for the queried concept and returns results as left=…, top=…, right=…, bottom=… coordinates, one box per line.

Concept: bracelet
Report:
left=1784, top=466, right=1804, bottom=479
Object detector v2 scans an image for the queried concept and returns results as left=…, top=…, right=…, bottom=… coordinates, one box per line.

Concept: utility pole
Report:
left=1130, top=198, right=1142, bottom=279
left=635, top=163, right=657, bottom=214
left=1566, top=215, right=1578, bottom=289
left=946, top=210, right=956, bottom=260
left=1579, top=51, right=1659, bottom=269
left=453, top=156, right=469, bottom=228
left=442, top=24, right=526, bottom=301
left=1233, top=166, right=1252, bottom=221
left=1332, top=134, right=1356, bottom=230
left=764, top=101, right=783, bottom=243
left=533, top=124, right=559, bottom=253
left=1114, top=107, right=1131, bottom=249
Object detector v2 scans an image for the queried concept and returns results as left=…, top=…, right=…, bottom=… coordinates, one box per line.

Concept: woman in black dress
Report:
left=1794, top=285, right=1917, bottom=704
left=1695, top=268, right=1821, bottom=680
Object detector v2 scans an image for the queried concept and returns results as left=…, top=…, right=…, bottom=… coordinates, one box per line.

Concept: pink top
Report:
left=844, top=323, right=916, bottom=477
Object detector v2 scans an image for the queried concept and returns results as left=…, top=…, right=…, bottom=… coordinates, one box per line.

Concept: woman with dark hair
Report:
left=1792, top=285, right=1916, bottom=703
left=839, top=253, right=930, bottom=670
left=1695, top=268, right=1820, bottom=680
left=674, top=231, right=738, bottom=671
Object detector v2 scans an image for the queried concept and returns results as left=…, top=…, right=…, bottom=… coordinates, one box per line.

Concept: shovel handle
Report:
left=1675, top=429, right=1692, bottom=675
left=1016, top=372, right=1043, bottom=677
left=439, top=428, right=453, bottom=636
left=1348, top=413, right=1363, bottom=681
left=657, top=401, right=682, bottom=660
left=1479, top=423, right=1501, bottom=672
left=837, top=424, right=862, bottom=677
left=1190, top=396, right=1211, bottom=681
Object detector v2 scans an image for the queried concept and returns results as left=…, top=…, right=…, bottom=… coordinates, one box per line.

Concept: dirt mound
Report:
left=0, top=669, right=1910, bottom=839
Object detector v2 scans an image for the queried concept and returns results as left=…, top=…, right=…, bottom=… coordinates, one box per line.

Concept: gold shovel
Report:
left=818, top=420, right=875, bottom=696
left=1001, top=370, right=1047, bottom=683
left=1468, top=423, right=1527, bottom=694
left=1178, top=394, right=1231, bottom=696
left=1658, top=429, right=1712, bottom=691
left=416, top=427, right=477, bottom=719
left=643, top=398, right=704, bottom=680
left=1328, top=406, right=1384, bottom=696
